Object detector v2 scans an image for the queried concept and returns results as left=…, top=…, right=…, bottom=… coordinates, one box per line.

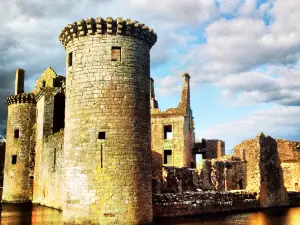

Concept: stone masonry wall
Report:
left=234, top=137, right=260, bottom=191
left=153, top=191, right=259, bottom=218
left=276, top=139, right=300, bottom=191
left=234, top=133, right=289, bottom=207
left=151, top=74, right=195, bottom=179
left=62, top=20, right=154, bottom=224
left=152, top=166, right=200, bottom=194
left=32, top=67, right=65, bottom=205
left=151, top=116, right=190, bottom=178
left=2, top=100, right=36, bottom=202
left=0, top=141, right=5, bottom=186
left=234, top=136, right=300, bottom=193
left=37, top=131, right=64, bottom=209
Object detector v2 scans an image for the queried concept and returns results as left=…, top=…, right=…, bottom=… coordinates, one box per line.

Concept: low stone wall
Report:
left=288, top=192, right=300, bottom=206
left=153, top=191, right=259, bottom=218
left=153, top=166, right=201, bottom=194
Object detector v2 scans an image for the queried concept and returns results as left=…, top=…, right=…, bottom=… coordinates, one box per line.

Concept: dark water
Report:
left=1, top=204, right=300, bottom=225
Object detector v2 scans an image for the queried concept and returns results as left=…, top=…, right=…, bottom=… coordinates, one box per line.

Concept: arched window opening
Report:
left=53, top=93, right=65, bottom=133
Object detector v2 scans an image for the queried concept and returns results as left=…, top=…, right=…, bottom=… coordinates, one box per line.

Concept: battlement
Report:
left=59, top=17, right=157, bottom=48
left=5, top=93, right=36, bottom=106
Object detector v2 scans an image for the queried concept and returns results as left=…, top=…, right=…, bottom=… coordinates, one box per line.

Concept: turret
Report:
left=59, top=17, right=156, bottom=224
left=2, top=69, right=36, bottom=203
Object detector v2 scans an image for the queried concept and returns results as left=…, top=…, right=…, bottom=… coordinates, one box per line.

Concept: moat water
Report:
left=1, top=204, right=300, bottom=225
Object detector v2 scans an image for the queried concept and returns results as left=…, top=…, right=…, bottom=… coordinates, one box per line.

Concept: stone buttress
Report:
left=59, top=17, right=157, bottom=224
left=2, top=69, right=36, bottom=202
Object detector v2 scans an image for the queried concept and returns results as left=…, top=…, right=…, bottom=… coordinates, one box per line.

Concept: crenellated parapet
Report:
left=5, top=93, right=36, bottom=106
left=59, top=17, right=157, bottom=48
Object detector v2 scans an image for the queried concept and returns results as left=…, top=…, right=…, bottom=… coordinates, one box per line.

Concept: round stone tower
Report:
left=59, top=17, right=156, bottom=224
left=2, top=69, right=36, bottom=202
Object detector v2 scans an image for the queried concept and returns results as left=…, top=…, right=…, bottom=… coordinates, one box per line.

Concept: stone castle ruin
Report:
left=1, top=16, right=300, bottom=224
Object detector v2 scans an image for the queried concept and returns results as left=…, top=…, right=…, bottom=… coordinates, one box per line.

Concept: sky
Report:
left=1, top=0, right=300, bottom=151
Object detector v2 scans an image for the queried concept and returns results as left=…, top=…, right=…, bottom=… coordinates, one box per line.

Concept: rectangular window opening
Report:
left=191, top=162, right=195, bottom=168
left=12, top=155, right=17, bottom=164
left=164, top=125, right=172, bottom=139
left=163, top=150, right=172, bottom=165
left=14, top=129, right=19, bottom=139
left=98, top=132, right=106, bottom=140
left=68, top=52, right=73, bottom=67
left=111, top=46, right=121, bottom=62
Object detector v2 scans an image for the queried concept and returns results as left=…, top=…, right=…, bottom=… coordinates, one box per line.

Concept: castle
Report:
left=2, top=16, right=300, bottom=224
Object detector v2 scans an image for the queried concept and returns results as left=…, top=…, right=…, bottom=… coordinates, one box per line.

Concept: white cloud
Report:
left=197, top=105, right=300, bottom=150
left=216, top=0, right=241, bottom=14
left=0, top=0, right=219, bottom=121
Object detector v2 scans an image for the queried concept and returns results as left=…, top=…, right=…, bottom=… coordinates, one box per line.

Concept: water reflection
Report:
left=1, top=204, right=300, bottom=225
left=153, top=207, right=300, bottom=225
left=0, top=203, right=62, bottom=225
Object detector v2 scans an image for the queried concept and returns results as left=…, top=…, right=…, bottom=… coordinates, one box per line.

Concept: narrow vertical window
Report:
left=100, top=144, right=103, bottom=168
left=12, top=155, right=17, bottom=164
left=14, top=129, right=19, bottom=139
left=163, top=150, right=172, bottom=165
left=42, top=80, right=46, bottom=87
left=111, top=46, right=121, bottom=62
left=68, top=52, right=73, bottom=67
left=164, top=125, right=172, bottom=139
left=53, top=148, right=57, bottom=172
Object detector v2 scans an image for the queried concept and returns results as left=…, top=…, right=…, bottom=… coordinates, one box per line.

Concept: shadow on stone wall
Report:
left=0, top=141, right=5, bottom=187
left=259, top=133, right=289, bottom=207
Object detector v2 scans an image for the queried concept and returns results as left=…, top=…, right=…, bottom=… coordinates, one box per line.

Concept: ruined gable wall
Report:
left=151, top=115, right=194, bottom=178
left=234, top=138, right=260, bottom=191
left=38, top=131, right=64, bottom=210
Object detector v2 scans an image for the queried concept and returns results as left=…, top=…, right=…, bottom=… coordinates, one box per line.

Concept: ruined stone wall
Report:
left=151, top=74, right=195, bottom=179
left=225, top=160, right=247, bottom=191
left=234, top=138, right=260, bottom=191
left=37, top=131, right=64, bottom=209
left=151, top=116, right=191, bottom=178
left=276, top=139, right=300, bottom=191
left=281, top=162, right=300, bottom=191
left=32, top=67, right=65, bottom=205
left=197, top=158, right=245, bottom=191
left=2, top=95, right=36, bottom=202
left=204, top=140, right=225, bottom=159
left=234, top=133, right=289, bottom=207
left=152, top=166, right=200, bottom=194
left=61, top=18, right=155, bottom=224
left=234, top=136, right=300, bottom=193
left=153, top=191, right=259, bottom=218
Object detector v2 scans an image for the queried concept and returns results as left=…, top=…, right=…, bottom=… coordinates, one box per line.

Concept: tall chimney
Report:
left=15, top=69, right=25, bottom=95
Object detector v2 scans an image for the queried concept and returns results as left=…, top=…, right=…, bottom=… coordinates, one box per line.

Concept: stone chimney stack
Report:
left=15, top=69, right=25, bottom=95
left=181, top=73, right=190, bottom=110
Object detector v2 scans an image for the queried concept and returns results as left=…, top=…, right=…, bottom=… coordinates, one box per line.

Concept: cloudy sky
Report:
left=1, top=0, right=300, bottom=151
